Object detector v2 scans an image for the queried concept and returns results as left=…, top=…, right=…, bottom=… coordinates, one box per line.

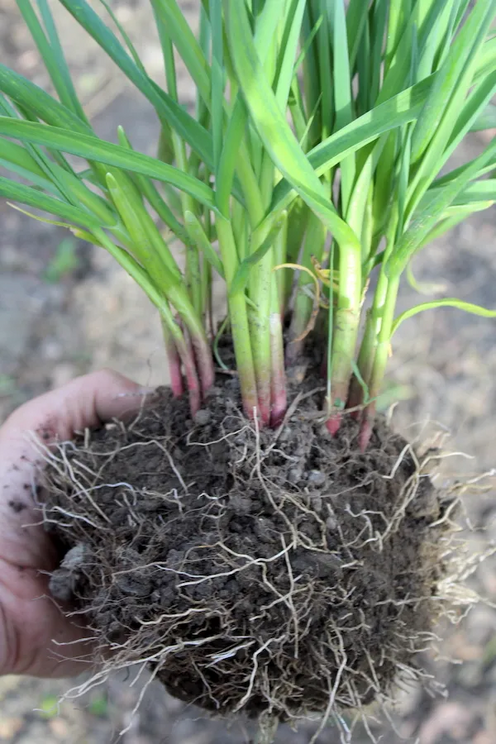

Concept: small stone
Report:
left=61, top=543, right=88, bottom=570
left=193, top=409, right=211, bottom=426
left=308, top=470, right=326, bottom=486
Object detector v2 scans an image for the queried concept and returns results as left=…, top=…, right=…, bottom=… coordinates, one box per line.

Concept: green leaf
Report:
left=471, top=103, right=496, bottom=131
left=18, top=0, right=88, bottom=122
left=387, top=137, right=496, bottom=277
left=0, top=176, right=102, bottom=229
left=392, top=298, right=496, bottom=336
left=230, top=210, right=287, bottom=297
left=271, top=73, right=436, bottom=213
left=224, top=0, right=358, bottom=250
left=410, top=0, right=496, bottom=164
left=185, top=210, right=224, bottom=277
left=0, top=118, right=217, bottom=210
left=0, top=64, right=90, bottom=131
left=150, top=0, right=211, bottom=105
left=57, top=0, right=214, bottom=167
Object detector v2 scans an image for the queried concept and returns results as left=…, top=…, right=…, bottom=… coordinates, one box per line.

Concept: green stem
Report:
left=287, top=211, right=325, bottom=367
left=359, top=273, right=400, bottom=450
left=349, top=209, right=399, bottom=412
left=162, top=317, right=183, bottom=398
left=216, top=216, right=259, bottom=419
left=269, top=273, right=286, bottom=426
left=327, top=241, right=362, bottom=434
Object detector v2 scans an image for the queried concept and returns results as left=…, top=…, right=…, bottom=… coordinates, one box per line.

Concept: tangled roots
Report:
left=42, top=383, right=460, bottom=732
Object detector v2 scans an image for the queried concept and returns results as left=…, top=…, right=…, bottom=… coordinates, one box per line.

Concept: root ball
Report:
left=44, top=384, right=454, bottom=722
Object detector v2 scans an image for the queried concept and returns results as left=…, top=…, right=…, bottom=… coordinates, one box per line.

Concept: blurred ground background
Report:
left=1, top=1, right=496, bottom=742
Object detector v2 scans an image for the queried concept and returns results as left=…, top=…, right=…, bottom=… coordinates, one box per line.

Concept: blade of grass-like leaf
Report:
left=301, top=3, right=322, bottom=145
left=392, top=298, right=496, bottom=336
left=419, top=202, right=494, bottom=246
left=117, top=125, right=190, bottom=243
left=474, top=37, right=496, bottom=84
left=316, top=0, right=333, bottom=139
left=210, top=0, right=224, bottom=173
left=449, top=70, right=496, bottom=148
left=410, top=0, right=496, bottom=164
left=356, top=12, right=371, bottom=116
left=274, top=0, right=306, bottom=111
left=454, top=0, right=473, bottom=28
left=430, top=179, right=496, bottom=206
left=331, top=0, right=355, bottom=214
left=225, top=1, right=358, bottom=249
left=270, top=73, right=436, bottom=214
left=0, top=176, right=103, bottom=229
left=387, top=137, right=496, bottom=277
left=150, top=0, right=211, bottom=105
left=57, top=0, right=213, bottom=167
left=0, top=117, right=217, bottom=210
left=0, top=137, right=57, bottom=186
left=96, top=0, right=148, bottom=75
left=230, top=211, right=287, bottom=297
left=369, top=0, right=388, bottom=104
left=385, top=0, right=412, bottom=73
left=346, top=0, right=370, bottom=70
left=185, top=210, right=224, bottom=278
left=379, top=0, right=453, bottom=104
left=471, top=103, right=496, bottom=131
left=21, top=0, right=89, bottom=123
left=0, top=64, right=91, bottom=131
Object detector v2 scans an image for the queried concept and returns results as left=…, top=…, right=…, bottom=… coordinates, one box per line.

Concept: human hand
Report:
left=0, top=370, right=148, bottom=678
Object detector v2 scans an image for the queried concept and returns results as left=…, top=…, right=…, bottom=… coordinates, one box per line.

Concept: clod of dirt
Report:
left=42, top=378, right=456, bottom=726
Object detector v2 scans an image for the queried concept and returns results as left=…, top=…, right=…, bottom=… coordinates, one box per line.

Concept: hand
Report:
left=0, top=369, right=148, bottom=678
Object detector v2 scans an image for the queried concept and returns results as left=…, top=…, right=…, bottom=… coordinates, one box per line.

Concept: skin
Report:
left=0, top=369, right=147, bottom=679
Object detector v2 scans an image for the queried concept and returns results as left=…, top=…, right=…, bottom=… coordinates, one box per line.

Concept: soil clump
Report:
left=43, top=376, right=453, bottom=722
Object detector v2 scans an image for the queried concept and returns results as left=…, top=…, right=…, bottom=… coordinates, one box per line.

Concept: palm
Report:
left=0, top=370, right=145, bottom=678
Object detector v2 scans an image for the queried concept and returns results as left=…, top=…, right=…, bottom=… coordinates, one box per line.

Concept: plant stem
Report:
left=162, top=317, right=183, bottom=397
left=359, top=274, right=400, bottom=451
left=216, top=216, right=259, bottom=419
left=326, top=241, right=362, bottom=435
left=287, top=211, right=325, bottom=367
left=269, top=275, right=286, bottom=426
left=348, top=209, right=399, bottom=413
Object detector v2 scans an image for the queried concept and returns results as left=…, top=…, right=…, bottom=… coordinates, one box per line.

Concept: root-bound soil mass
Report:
left=43, top=377, right=453, bottom=724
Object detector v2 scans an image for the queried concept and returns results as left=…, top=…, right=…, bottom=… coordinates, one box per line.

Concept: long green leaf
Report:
left=150, top=0, right=211, bottom=105
left=57, top=0, right=213, bottom=167
left=471, top=103, right=496, bottom=131
left=387, top=137, right=496, bottom=277
left=0, top=64, right=90, bottom=131
left=271, top=73, right=436, bottom=213
left=224, top=1, right=358, bottom=249
left=0, top=176, right=103, bottom=229
left=0, top=118, right=217, bottom=210
left=392, top=298, right=496, bottom=336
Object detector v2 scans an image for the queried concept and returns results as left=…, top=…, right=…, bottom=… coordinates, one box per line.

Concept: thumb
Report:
left=1, top=368, right=152, bottom=447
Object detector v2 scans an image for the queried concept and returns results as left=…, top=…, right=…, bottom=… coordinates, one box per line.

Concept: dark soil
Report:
left=43, top=377, right=454, bottom=728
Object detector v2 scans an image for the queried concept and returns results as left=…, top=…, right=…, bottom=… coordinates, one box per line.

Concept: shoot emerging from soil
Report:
left=0, top=0, right=495, bottom=439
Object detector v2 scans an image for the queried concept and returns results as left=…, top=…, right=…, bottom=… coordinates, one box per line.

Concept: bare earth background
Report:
left=1, top=1, right=496, bottom=742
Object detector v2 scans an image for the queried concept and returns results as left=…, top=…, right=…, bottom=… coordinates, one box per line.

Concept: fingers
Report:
left=0, top=370, right=153, bottom=569
left=2, top=369, right=151, bottom=444
left=0, top=562, right=94, bottom=678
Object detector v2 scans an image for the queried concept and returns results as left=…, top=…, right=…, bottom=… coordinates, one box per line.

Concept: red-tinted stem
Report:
left=269, top=312, right=287, bottom=427
left=162, top=319, right=184, bottom=398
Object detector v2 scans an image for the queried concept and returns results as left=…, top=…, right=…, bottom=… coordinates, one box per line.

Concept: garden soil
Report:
left=44, top=381, right=451, bottom=725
